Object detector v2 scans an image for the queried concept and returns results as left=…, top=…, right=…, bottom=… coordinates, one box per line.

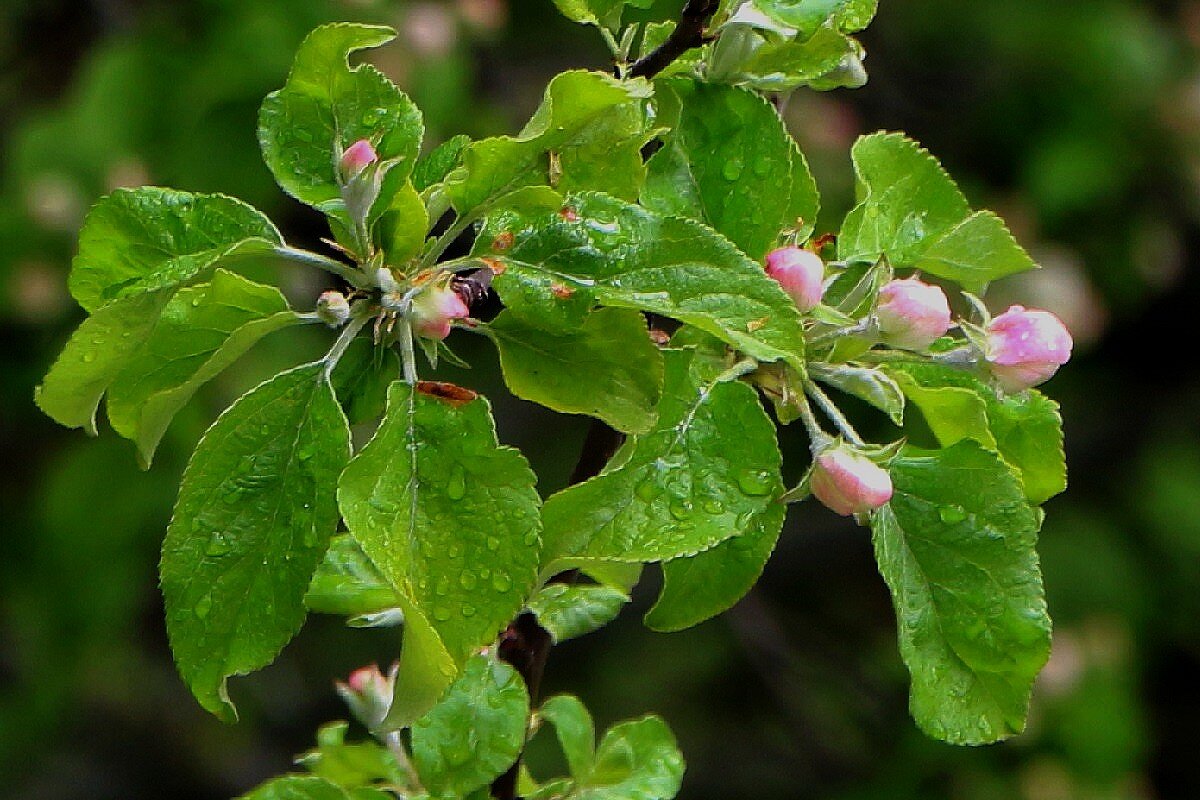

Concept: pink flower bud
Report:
left=765, top=247, right=824, bottom=312
left=339, top=139, right=378, bottom=182
left=811, top=447, right=893, bottom=516
left=985, top=305, right=1073, bottom=393
left=315, top=290, right=351, bottom=327
left=336, top=663, right=396, bottom=729
left=412, top=284, right=470, bottom=340
left=875, top=277, right=952, bottom=350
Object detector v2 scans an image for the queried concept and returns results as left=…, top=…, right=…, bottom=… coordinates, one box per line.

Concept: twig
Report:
left=627, top=0, right=720, bottom=79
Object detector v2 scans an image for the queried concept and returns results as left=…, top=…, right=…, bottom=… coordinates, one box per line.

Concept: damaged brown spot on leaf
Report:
left=809, top=232, right=836, bottom=254
left=416, top=381, right=478, bottom=406
left=559, top=206, right=579, bottom=222
left=747, top=317, right=768, bottom=332
left=491, top=232, right=515, bottom=251
left=480, top=257, right=507, bottom=275
left=550, top=283, right=575, bottom=299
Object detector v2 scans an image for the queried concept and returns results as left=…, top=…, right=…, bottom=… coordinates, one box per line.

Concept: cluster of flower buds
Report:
left=763, top=246, right=1073, bottom=394
left=810, top=445, right=893, bottom=516
left=335, top=662, right=397, bottom=730
left=761, top=243, right=1074, bottom=519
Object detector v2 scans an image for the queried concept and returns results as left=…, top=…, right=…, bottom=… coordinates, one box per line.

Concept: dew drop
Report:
left=669, top=499, right=693, bottom=520
left=485, top=536, right=501, bottom=552
left=939, top=506, right=967, bottom=524
left=194, top=593, right=213, bottom=619
left=459, top=572, right=477, bottom=590
left=737, top=470, right=774, bottom=496
left=81, top=352, right=96, bottom=363
left=702, top=499, right=724, bottom=515
left=205, top=533, right=232, bottom=556
left=446, top=465, right=467, bottom=501
left=461, top=604, right=476, bottom=618
left=433, top=606, right=452, bottom=621
left=722, top=160, right=744, bottom=181
left=492, top=574, right=512, bottom=593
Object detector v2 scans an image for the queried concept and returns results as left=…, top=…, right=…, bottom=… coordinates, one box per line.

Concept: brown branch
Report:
left=627, top=0, right=720, bottom=80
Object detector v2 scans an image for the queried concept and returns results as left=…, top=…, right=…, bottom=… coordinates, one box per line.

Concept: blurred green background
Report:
left=2, top=1, right=1198, bottom=798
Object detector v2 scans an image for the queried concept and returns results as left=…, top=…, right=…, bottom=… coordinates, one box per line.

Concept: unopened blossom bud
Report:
left=315, top=290, right=351, bottom=327
left=336, top=663, right=395, bottom=729
left=339, top=139, right=378, bottom=182
left=765, top=246, right=824, bottom=312
left=875, top=277, right=952, bottom=350
left=985, top=305, right=1073, bottom=393
left=411, top=284, right=470, bottom=340
left=811, top=446, right=893, bottom=517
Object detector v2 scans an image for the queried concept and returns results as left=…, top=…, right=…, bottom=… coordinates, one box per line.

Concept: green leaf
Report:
left=732, top=22, right=865, bottom=92
left=539, top=695, right=596, bottom=780
left=527, top=583, right=630, bottom=643
left=337, top=382, right=542, bottom=723
left=298, top=721, right=408, bottom=790
left=871, top=441, right=1051, bottom=745
left=750, top=0, right=876, bottom=34
left=480, top=192, right=807, bottom=372
left=413, top=134, right=470, bottom=192
left=839, top=133, right=1036, bottom=292
left=305, top=535, right=400, bottom=619
left=486, top=308, right=664, bottom=434
left=377, top=182, right=429, bottom=262
left=551, top=0, right=650, bottom=29
left=837, top=0, right=878, bottom=32
left=106, top=270, right=300, bottom=466
left=541, top=350, right=782, bottom=574
left=258, top=24, right=423, bottom=216
left=36, top=289, right=172, bottom=435
left=330, top=338, right=401, bottom=426
left=161, top=363, right=351, bottom=721
left=411, top=655, right=530, bottom=797
left=809, top=362, right=905, bottom=427
left=912, top=211, right=1039, bottom=292
left=886, top=362, right=1066, bottom=505
left=388, top=595, right=456, bottom=731
left=447, top=72, right=653, bottom=215
left=241, top=776, right=351, bottom=800
left=645, top=501, right=784, bottom=632
left=69, top=187, right=282, bottom=312
left=578, top=716, right=685, bottom=800
left=642, top=80, right=819, bottom=258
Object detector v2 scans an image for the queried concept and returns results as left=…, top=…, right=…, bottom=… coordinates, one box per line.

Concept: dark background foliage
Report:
left=2, top=1, right=1198, bottom=798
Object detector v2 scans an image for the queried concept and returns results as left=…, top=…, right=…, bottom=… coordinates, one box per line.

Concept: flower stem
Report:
left=274, top=245, right=372, bottom=289
left=805, top=381, right=865, bottom=447
left=321, top=311, right=371, bottom=378
left=397, top=318, right=419, bottom=384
